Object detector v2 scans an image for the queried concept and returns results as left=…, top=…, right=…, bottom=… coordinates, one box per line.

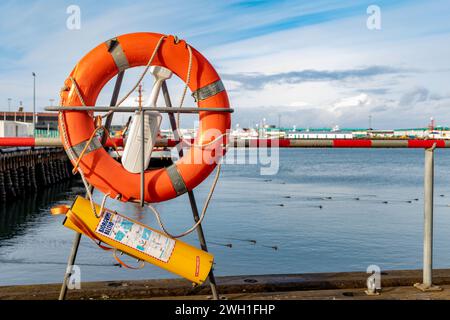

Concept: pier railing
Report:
left=1, top=137, right=450, bottom=149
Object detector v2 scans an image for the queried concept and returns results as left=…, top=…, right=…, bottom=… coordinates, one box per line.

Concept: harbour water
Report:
left=2, top=148, right=450, bottom=286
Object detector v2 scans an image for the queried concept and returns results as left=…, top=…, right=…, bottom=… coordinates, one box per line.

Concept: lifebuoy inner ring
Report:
left=59, top=32, right=231, bottom=203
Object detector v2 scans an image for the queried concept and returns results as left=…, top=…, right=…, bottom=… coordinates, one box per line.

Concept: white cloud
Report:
left=333, top=93, right=371, bottom=109
left=289, top=101, right=311, bottom=108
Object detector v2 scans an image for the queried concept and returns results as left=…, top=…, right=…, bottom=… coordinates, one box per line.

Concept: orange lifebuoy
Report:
left=59, top=32, right=231, bottom=203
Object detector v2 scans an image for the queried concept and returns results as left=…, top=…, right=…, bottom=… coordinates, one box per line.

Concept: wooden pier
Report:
left=0, top=147, right=73, bottom=202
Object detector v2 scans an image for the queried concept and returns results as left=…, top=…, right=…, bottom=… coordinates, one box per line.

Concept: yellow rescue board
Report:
left=63, top=196, right=214, bottom=285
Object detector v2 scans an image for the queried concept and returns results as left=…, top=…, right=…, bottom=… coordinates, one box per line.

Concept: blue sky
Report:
left=0, top=0, right=450, bottom=128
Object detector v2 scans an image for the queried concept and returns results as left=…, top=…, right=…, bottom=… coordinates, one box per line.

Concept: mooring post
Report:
left=161, top=81, right=220, bottom=300
left=414, top=143, right=441, bottom=291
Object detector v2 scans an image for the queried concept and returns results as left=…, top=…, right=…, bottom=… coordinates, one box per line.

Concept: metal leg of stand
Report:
left=58, top=72, right=124, bottom=300
left=58, top=232, right=82, bottom=300
left=187, top=191, right=219, bottom=300
left=140, top=108, right=145, bottom=207
left=101, top=71, right=124, bottom=146
left=161, top=81, right=220, bottom=300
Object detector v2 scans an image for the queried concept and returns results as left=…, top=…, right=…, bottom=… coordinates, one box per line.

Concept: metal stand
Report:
left=414, top=144, right=442, bottom=292
left=139, top=85, right=145, bottom=207
left=58, top=73, right=219, bottom=300
left=162, top=81, right=220, bottom=300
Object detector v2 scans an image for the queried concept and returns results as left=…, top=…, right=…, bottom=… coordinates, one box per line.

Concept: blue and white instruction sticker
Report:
left=96, top=211, right=175, bottom=262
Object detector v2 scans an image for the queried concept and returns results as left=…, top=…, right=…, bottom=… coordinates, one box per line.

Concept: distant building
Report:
left=367, top=130, right=395, bottom=138
left=287, top=131, right=353, bottom=139
left=0, top=112, right=58, bottom=130
left=0, top=121, right=33, bottom=137
left=230, top=127, right=259, bottom=140
left=392, top=126, right=450, bottom=139
left=270, top=125, right=450, bottom=140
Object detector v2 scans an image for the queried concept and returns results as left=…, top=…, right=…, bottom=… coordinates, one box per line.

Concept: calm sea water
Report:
left=2, top=148, right=450, bottom=286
